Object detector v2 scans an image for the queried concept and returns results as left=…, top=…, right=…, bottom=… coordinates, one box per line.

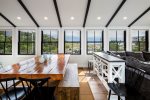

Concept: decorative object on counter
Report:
left=39, top=56, right=45, bottom=64
left=0, top=62, right=4, bottom=72
left=12, top=63, right=20, bottom=71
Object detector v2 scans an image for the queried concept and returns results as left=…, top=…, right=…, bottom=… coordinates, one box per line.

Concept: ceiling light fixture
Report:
left=44, top=17, right=48, bottom=20
left=70, top=16, right=75, bottom=20
left=123, top=16, right=127, bottom=20
left=97, top=17, right=101, bottom=20
left=17, top=17, right=21, bottom=20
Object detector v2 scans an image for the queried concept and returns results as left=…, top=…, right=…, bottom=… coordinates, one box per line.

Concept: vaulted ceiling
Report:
left=0, top=0, right=149, bottom=27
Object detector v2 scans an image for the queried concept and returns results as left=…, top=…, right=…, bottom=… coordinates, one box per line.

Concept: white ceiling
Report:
left=0, top=16, right=11, bottom=27
left=110, top=0, right=150, bottom=26
left=0, top=0, right=35, bottom=27
left=134, top=11, right=150, bottom=26
left=23, top=0, right=59, bottom=27
left=0, top=0, right=149, bottom=27
left=86, top=0, right=121, bottom=27
left=57, top=0, right=87, bottom=27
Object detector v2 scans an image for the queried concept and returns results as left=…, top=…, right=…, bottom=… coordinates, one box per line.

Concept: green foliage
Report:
left=0, top=31, right=12, bottom=54
left=42, top=33, right=58, bottom=54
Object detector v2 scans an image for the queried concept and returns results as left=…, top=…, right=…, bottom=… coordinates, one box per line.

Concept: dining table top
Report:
left=0, top=54, right=70, bottom=80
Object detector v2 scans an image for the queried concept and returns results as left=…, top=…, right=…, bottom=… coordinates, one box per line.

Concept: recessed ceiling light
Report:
left=17, top=17, right=21, bottom=20
left=70, top=16, right=75, bottom=20
left=123, top=16, right=127, bottom=20
left=44, top=17, right=48, bottom=20
left=97, top=17, right=101, bottom=20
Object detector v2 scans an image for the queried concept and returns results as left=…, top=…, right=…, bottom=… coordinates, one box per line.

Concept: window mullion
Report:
left=138, top=30, right=140, bottom=51
left=4, top=31, right=6, bottom=54
left=94, top=30, right=95, bottom=52
left=72, top=31, right=73, bottom=55
left=116, top=31, right=118, bottom=51
left=50, top=30, right=51, bottom=53
left=27, top=32, right=29, bottom=54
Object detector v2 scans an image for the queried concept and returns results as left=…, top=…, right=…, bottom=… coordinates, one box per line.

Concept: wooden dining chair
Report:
left=108, top=68, right=146, bottom=100
left=19, top=77, right=56, bottom=100
left=0, top=77, right=27, bottom=100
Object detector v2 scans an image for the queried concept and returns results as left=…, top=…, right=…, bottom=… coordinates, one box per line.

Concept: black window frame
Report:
left=64, top=30, right=81, bottom=55
left=109, top=30, right=126, bottom=51
left=86, top=29, right=104, bottom=55
left=41, top=30, right=59, bottom=54
left=18, top=30, right=35, bottom=55
left=132, top=30, right=149, bottom=52
left=0, top=30, right=12, bottom=55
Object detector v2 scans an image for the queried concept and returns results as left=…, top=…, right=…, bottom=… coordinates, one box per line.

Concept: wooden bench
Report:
left=56, top=63, right=80, bottom=100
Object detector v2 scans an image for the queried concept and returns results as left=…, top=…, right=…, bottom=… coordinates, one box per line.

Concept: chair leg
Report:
left=108, top=90, right=111, bottom=100
left=118, top=96, right=120, bottom=100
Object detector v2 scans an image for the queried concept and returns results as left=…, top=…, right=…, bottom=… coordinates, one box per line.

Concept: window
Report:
left=87, top=30, right=103, bottom=54
left=64, top=30, right=81, bottom=55
left=131, top=30, right=148, bottom=52
left=0, top=30, right=12, bottom=55
left=41, top=30, right=58, bottom=54
left=18, top=30, right=35, bottom=55
left=109, top=30, right=126, bottom=51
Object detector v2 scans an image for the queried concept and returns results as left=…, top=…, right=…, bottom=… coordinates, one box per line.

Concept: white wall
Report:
left=0, top=26, right=150, bottom=67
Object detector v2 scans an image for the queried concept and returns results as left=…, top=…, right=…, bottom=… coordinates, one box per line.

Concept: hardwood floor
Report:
left=78, top=68, right=108, bottom=100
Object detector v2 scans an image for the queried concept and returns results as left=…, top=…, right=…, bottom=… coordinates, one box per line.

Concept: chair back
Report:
left=19, top=77, right=50, bottom=100
left=0, top=77, right=17, bottom=100
left=126, top=68, right=145, bottom=92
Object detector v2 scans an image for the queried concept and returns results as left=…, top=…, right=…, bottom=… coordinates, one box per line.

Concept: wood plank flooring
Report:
left=78, top=68, right=108, bottom=100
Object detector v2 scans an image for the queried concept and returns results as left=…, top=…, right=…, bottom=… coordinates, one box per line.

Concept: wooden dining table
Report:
left=0, top=54, right=70, bottom=80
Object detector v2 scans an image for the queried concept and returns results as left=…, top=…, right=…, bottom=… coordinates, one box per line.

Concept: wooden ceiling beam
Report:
left=18, top=0, right=40, bottom=27
left=83, top=0, right=91, bottom=27
left=105, top=0, right=126, bottom=27
left=0, top=13, right=16, bottom=27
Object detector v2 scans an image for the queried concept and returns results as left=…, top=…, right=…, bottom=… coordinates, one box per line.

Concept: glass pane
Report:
left=0, top=31, right=5, bottom=42
left=132, top=42, right=139, bottom=52
left=87, top=30, right=94, bottom=41
left=117, top=42, right=124, bottom=51
left=51, top=30, right=58, bottom=42
left=88, top=43, right=94, bottom=54
left=43, top=30, right=50, bottom=42
left=117, top=30, right=124, bottom=41
left=19, top=43, right=27, bottom=54
left=20, top=32, right=28, bottom=42
left=131, top=30, right=138, bottom=42
left=139, top=30, right=145, bottom=42
left=65, top=30, right=72, bottom=41
left=73, top=43, right=80, bottom=54
left=140, top=42, right=145, bottom=51
left=5, top=43, right=12, bottom=54
left=109, top=42, right=117, bottom=51
left=65, top=43, right=72, bottom=54
left=28, top=43, right=35, bottom=54
left=109, top=30, right=116, bottom=41
left=73, top=30, right=80, bottom=42
left=95, top=30, right=102, bottom=41
left=42, top=43, right=50, bottom=54
left=28, top=31, right=35, bottom=42
left=0, top=43, right=4, bottom=54
left=95, top=43, right=102, bottom=52
left=6, top=31, right=12, bottom=42
left=50, top=43, right=58, bottom=54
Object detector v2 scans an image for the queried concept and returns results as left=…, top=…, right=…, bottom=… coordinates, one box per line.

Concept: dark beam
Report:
left=128, top=7, right=150, bottom=27
left=83, top=0, right=91, bottom=27
left=0, top=13, right=16, bottom=27
left=17, top=0, right=39, bottom=27
left=105, top=0, right=126, bottom=27
left=53, top=0, right=62, bottom=27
